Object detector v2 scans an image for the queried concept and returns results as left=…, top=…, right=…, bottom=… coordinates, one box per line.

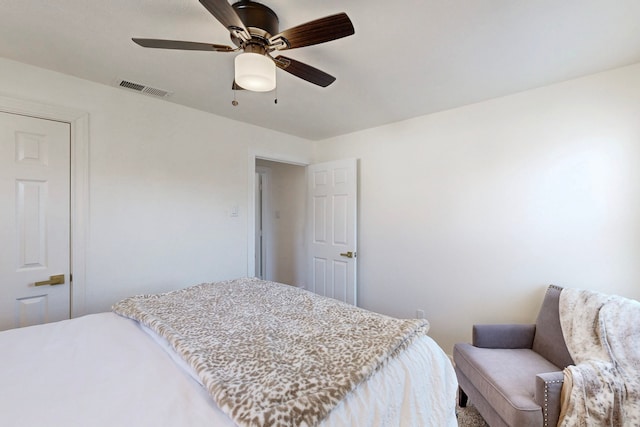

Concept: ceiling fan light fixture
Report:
left=235, top=52, right=276, bottom=92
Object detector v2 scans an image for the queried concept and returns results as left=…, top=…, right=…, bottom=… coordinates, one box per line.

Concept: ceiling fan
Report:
left=132, top=0, right=355, bottom=92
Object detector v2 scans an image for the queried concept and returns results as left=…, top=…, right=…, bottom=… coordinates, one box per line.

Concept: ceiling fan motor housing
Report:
left=231, top=1, right=279, bottom=47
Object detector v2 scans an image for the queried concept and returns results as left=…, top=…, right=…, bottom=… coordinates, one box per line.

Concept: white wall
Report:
left=3, top=56, right=639, bottom=356
left=0, top=58, right=312, bottom=314
left=255, top=159, right=306, bottom=286
left=314, top=63, right=640, bottom=354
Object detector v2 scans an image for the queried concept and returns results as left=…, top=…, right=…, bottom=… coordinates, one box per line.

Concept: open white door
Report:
left=307, top=159, right=358, bottom=305
left=0, top=112, right=71, bottom=330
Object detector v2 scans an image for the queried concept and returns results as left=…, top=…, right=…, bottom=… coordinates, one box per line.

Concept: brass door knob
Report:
left=34, top=274, right=65, bottom=287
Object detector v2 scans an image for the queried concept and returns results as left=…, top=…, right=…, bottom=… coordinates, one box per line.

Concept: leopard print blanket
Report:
left=558, top=288, right=640, bottom=427
left=113, top=278, right=429, bottom=427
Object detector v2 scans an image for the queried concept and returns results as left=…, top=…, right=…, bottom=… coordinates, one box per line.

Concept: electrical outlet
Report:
left=416, top=309, right=426, bottom=319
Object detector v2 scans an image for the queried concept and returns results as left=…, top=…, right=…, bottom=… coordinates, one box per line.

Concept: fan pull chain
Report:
left=230, top=87, right=279, bottom=106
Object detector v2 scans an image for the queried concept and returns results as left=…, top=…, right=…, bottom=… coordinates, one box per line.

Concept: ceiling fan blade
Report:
left=269, top=13, right=354, bottom=50
left=199, top=0, right=250, bottom=41
left=273, top=56, right=336, bottom=87
left=132, top=38, right=235, bottom=52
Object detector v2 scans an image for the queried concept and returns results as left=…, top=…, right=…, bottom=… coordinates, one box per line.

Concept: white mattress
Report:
left=0, top=313, right=457, bottom=426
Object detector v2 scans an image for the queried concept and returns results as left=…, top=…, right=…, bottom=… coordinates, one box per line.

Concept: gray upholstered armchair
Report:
left=453, top=285, right=574, bottom=427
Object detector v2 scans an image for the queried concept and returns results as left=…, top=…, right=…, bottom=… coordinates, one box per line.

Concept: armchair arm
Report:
left=472, top=324, right=536, bottom=348
left=534, top=371, right=565, bottom=427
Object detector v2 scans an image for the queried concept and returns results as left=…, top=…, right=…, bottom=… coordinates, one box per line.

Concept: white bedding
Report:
left=0, top=313, right=457, bottom=426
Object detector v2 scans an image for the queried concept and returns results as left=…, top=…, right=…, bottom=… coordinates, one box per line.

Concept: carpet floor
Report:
left=456, top=404, right=489, bottom=427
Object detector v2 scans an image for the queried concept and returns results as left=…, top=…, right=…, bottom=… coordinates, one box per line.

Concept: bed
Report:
left=0, top=278, right=457, bottom=426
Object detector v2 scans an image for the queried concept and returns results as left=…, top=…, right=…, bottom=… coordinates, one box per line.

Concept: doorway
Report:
left=254, top=159, right=306, bottom=286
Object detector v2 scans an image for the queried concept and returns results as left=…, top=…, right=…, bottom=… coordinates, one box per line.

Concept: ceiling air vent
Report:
left=117, top=79, right=173, bottom=98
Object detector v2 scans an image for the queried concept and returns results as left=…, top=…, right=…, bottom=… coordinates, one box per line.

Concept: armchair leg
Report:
left=458, top=386, right=468, bottom=408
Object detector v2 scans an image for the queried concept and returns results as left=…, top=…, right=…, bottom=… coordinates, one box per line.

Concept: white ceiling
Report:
left=1, top=0, right=639, bottom=140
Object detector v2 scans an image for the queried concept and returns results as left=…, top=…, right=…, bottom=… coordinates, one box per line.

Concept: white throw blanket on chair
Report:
left=558, top=288, right=640, bottom=426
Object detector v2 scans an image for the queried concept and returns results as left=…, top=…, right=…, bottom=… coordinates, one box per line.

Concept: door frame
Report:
left=254, top=166, right=271, bottom=280
left=247, top=150, right=309, bottom=283
left=0, top=95, right=89, bottom=318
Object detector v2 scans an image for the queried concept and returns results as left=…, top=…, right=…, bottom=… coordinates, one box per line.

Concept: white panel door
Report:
left=307, top=159, right=357, bottom=305
left=0, top=112, right=71, bottom=330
